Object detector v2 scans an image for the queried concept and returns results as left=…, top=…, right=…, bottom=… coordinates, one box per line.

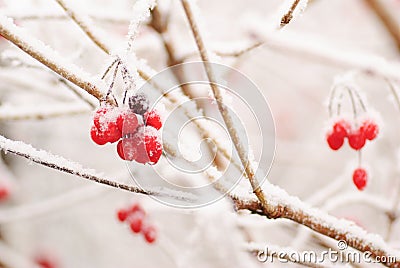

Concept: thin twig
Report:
left=54, top=0, right=111, bottom=54
left=181, top=0, right=278, bottom=218
left=0, top=15, right=108, bottom=104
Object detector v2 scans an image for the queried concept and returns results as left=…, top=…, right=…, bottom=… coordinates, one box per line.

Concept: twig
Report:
left=280, top=0, right=308, bottom=28
left=364, top=0, right=400, bottom=52
left=0, top=135, right=197, bottom=203
left=54, top=0, right=111, bottom=54
left=181, top=0, right=278, bottom=217
left=0, top=15, right=108, bottom=104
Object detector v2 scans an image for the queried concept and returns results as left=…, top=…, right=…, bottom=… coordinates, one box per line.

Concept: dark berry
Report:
left=129, top=93, right=149, bottom=115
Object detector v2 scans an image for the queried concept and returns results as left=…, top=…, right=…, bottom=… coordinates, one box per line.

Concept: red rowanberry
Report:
left=142, top=225, right=157, bottom=244
left=352, top=168, right=367, bottom=191
left=361, top=120, right=379, bottom=141
left=117, top=209, right=129, bottom=222
left=144, top=110, right=162, bottom=130
left=348, top=128, right=366, bottom=150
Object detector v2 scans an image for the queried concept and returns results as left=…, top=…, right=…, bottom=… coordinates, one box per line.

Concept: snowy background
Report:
left=0, top=0, right=400, bottom=267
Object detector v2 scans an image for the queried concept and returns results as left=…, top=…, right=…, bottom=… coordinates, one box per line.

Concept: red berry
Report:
left=348, top=128, right=366, bottom=150
left=144, top=110, right=162, bottom=130
left=106, top=124, right=122, bottom=143
left=129, top=216, right=143, bottom=233
left=0, top=186, right=9, bottom=201
left=93, top=108, right=109, bottom=130
left=117, top=209, right=128, bottom=222
left=143, top=225, right=157, bottom=244
left=352, top=168, right=367, bottom=191
left=326, top=131, right=345, bottom=150
left=144, top=133, right=162, bottom=163
left=121, top=112, right=139, bottom=135
left=333, top=120, right=350, bottom=138
left=361, top=120, right=379, bottom=141
left=90, top=125, right=108, bottom=145
left=117, top=139, right=136, bottom=161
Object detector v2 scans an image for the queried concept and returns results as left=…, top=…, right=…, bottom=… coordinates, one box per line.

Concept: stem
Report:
left=181, top=0, right=278, bottom=217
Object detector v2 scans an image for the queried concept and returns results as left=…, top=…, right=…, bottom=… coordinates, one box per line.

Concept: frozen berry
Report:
left=142, top=225, right=157, bottom=244
left=106, top=124, right=122, bottom=143
left=130, top=203, right=144, bottom=214
left=0, top=186, right=9, bottom=201
left=333, top=120, right=350, bottom=138
left=121, top=112, right=139, bottom=135
left=90, top=125, right=108, bottom=145
left=144, top=133, right=162, bottom=163
left=352, top=168, right=367, bottom=191
left=117, top=209, right=129, bottom=222
left=144, top=110, right=162, bottom=130
left=348, top=128, right=366, bottom=150
left=93, top=108, right=109, bottom=130
left=361, top=120, right=379, bottom=141
left=129, top=93, right=149, bottom=115
left=117, top=139, right=136, bottom=161
left=326, top=131, right=345, bottom=150
left=129, top=216, right=143, bottom=233
left=132, top=127, right=162, bottom=164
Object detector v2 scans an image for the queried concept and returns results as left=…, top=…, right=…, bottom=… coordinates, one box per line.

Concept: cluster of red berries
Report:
left=326, top=118, right=379, bottom=191
left=326, top=118, right=379, bottom=151
left=117, top=203, right=157, bottom=244
left=90, top=106, right=163, bottom=164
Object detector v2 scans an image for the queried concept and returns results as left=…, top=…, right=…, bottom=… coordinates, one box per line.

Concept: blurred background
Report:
left=0, top=0, right=400, bottom=267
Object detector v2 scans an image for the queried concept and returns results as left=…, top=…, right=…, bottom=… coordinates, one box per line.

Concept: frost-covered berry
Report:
left=129, top=93, right=149, bottom=115
left=133, top=127, right=162, bottom=164
left=91, top=107, right=122, bottom=145
left=120, top=112, right=139, bottom=135
left=326, top=120, right=349, bottom=150
left=0, top=186, right=9, bottom=201
left=326, top=131, right=345, bottom=150
left=117, top=209, right=129, bottom=222
left=90, top=125, right=108, bottom=145
left=116, top=139, right=136, bottom=161
left=142, top=225, right=157, bottom=244
left=144, top=110, right=162, bottom=130
left=361, top=120, right=379, bottom=141
left=348, top=128, right=366, bottom=150
left=352, top=168, right=367, bottom=191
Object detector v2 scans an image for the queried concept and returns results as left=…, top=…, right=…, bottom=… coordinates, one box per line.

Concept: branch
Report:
left=364, top=0, right=400, bottom=52
left=0, top=15, right=107, bottom=103
left=279, top=0, right=309, bottom=28
left=234, top=193, right=400, bottom=268
left=0, top=135, right=197, bottom=203
left=181, top=0, right=278, bottom=217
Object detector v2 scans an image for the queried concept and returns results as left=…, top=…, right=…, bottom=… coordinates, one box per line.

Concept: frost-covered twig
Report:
left=279, top=0, right=309, bottom=28
left=234, top=192, right=400, bottom=268
left=364, top=0, right=400, bottom=52
left=0, top=135, right=197, bottom=203
left=53, top=0, right=111, bottom=54
left=0, top=14, right=108, bottom=103
left=181, top=0, right=278, bottom=217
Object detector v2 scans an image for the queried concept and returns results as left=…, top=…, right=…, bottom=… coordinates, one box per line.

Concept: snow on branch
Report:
left=0, top=135, right=197, bottom=203
left=126, top=0, right=156, bottom=52
left=234, top=183, right=400, bottom=268
left=0, top=14, right=107, bottom=103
